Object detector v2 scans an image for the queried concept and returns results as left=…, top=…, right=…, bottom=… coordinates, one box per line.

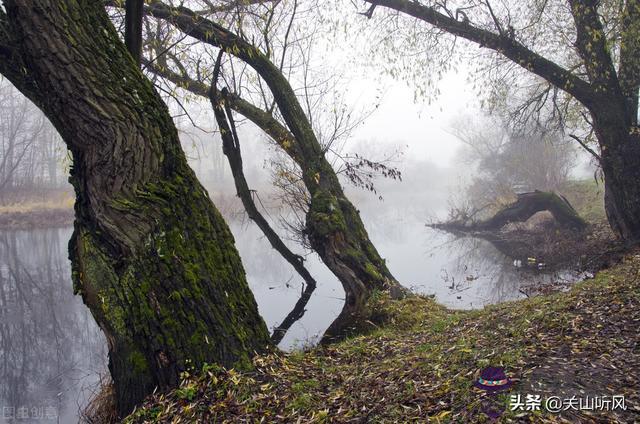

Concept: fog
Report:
left=0, top=2, right=598, bottom=420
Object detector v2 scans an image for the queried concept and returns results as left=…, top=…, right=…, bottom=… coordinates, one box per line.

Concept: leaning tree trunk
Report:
left=0, top=0, right=271, bottom=417
left=137, top=4, right=409, bottom=341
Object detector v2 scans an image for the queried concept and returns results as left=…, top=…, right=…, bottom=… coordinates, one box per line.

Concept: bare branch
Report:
left=140, top=1, right=323, bottom=163
left=618, top=0, right=640, bottom=124
left=143, top=58, right=302, bottom=162
left=209, top=51, right=317, bottom=345
left=365, top=0, right=598, bottom=109
left=195, top=0, right=275, bottom=15
left=569, top=133, right=601, bottom=161
left=484, top=0, right=504, bottom=36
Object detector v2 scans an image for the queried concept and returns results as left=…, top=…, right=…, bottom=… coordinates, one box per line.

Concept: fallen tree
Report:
left=436, top=191, right=587, bottom=232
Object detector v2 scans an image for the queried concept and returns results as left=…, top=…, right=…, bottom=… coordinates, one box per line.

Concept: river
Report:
left=0, top=199, right=583, bottom=422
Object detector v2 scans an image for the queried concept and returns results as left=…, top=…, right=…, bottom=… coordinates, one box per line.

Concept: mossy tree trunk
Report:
left=141, top=3, right=408, bottom=340
left=0, top=0, right=271, bottom=417
left=478, top=191, right=587, bottom=230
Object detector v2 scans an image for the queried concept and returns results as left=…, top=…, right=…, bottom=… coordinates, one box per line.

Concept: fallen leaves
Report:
left=125, top=250, right=640, bottom=423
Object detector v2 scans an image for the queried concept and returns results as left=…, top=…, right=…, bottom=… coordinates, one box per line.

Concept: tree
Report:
left=130, top=1, right=408, bottom=339
left=0, top=0, right=271, bottom=417
left=451, top=114, right=577, bottom=212
left=363, top=0, right=640, bottom=241
left=0, top=79, right=44, bottom=199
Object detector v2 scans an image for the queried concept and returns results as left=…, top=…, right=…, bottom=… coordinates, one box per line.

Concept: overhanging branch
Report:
left=140, top=1, right=323, bottom=164
left=365, top=0, right=597, bottom=109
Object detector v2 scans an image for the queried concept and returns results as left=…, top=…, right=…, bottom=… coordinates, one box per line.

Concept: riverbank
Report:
left=0, top=201, right=74, bottom=229
left=122, top=247, right=639, bottom=423
left=0, top=189, right=75, bottom=230
left=431, top=180, right=621, bottom=274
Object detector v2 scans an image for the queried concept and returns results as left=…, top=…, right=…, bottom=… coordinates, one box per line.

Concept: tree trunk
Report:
left=599, top=129, right=640, bottom=242
left=0, top=0, right=271, bottom=417
left=477, top=191, right=586, bottom=231
left=135, top=5, right=410, bottom=341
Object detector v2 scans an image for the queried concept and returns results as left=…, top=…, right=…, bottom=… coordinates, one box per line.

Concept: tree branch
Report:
left=569, top=133, right=601, bottom=161
left=142, top=58, right=303, bottom=162
left=209, top=51, right=317, bottom=345
left=124, top=0, right=144, bottom=65
left=141, top=1, right=323, bottom=164
left=618, top=0, right=640, bottom=124
left=365, top=0, right=598, bottom=108
left=195, top=0, right=274, bottom=15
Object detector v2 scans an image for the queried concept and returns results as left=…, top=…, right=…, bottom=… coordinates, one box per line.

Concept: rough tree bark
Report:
left=0, top=0, right=271, bottom=417
left=137, top=3, right=409, bottom=341
left=366, top=0, right=640, bottom=242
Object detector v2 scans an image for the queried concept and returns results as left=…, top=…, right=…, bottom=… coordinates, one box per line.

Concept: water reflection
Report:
left=0, top=201, right=584, bottom=422
left=359, top=202, right=584, bottom=309
left=0, top=228, right=106, bottom=423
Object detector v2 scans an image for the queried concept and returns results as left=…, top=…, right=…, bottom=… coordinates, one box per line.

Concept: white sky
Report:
left=347, top=70, right=480, bottom=165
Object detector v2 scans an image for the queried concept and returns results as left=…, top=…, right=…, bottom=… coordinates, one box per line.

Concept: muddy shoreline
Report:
left=430, top=220, right=627, bottom=275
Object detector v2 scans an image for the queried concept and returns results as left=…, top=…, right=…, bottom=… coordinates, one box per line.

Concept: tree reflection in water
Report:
left=0, top=228, right=106, bottom=423
left=0, top=214, right=586, bottom=422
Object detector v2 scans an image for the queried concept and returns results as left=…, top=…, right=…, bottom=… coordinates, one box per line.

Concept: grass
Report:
left=123, top=249, right=640, bottom=423
left=559, top=179, right=606, bottom=224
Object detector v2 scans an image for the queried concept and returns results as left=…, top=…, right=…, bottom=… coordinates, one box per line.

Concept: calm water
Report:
left=0, top=199, right=584, bottom=422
